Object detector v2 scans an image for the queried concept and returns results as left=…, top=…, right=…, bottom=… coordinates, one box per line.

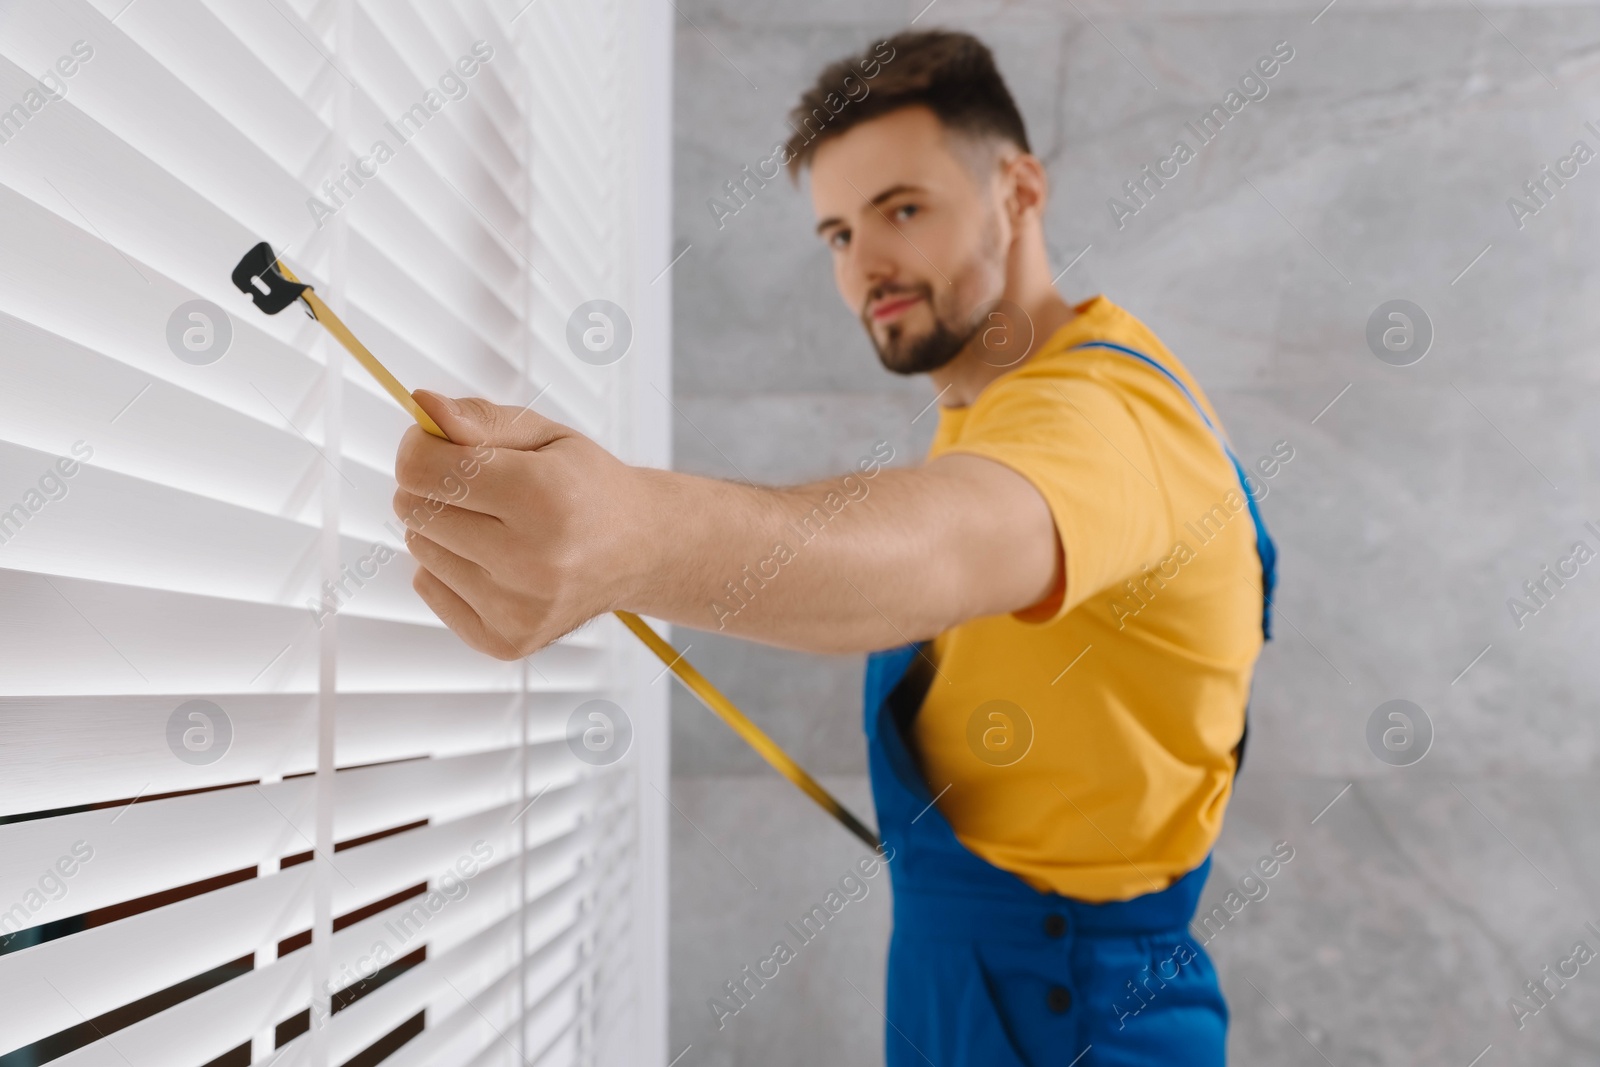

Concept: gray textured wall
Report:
left=666, top=2, right=1600, bottom=1064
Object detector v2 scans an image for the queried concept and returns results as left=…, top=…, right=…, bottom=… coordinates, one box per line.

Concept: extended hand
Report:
left=393, top=390, right=644, bottom=659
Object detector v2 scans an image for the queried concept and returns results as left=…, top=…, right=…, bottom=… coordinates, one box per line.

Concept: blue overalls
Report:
left=862, top=341, right=1277, bottom=1066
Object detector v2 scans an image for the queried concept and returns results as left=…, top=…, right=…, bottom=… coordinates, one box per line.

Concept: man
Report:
left=394, top=29, right=1274, bottom=1067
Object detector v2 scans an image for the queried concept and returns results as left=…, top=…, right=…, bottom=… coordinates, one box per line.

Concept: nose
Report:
left=850, top=236, right=904, bottom=309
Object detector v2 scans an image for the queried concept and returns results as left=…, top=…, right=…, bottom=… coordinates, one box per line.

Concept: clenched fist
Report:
left=393, top=390, right=648, bottom=659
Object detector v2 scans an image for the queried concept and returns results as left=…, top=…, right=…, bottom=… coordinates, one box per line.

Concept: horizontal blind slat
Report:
left=0, top=865, right=311, bottom=1053
left=48, top=949, right=310, bottom=1067
left=0, top=691, right=600, bottom=814
left=0, top=768, right=587, bottom=924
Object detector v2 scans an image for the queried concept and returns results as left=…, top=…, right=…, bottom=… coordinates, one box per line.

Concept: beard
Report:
left=860, top=281, right=984, bottom=376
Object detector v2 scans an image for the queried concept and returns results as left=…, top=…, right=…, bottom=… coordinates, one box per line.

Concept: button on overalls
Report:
left=861, top=341, right=1277, bottom=1067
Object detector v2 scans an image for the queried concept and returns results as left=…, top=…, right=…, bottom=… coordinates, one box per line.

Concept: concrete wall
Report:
left=667, top=2, right=1600, bottom=1064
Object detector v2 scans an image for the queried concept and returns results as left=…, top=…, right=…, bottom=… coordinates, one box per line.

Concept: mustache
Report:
left=860, top=281, right=933, bottom=320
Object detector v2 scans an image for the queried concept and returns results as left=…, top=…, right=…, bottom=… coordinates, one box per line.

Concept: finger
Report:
left=392, top=487, right=506, bottom=569
left=397, top=393, right=576, bottom=517
left=393, top=420, right=507, bottom=514
left=404, top=525, right=501, bottom=608
left=410, top=565, right=520, bottom=660
left=405, top=532, right=526, bottom=654
left=414, top=390, right=571, bottom=452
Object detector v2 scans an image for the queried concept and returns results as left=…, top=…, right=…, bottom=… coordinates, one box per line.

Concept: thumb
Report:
left=413, top=390, right=571, bottom=451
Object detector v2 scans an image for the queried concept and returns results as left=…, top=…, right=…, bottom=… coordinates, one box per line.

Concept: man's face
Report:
left=809, top=106, right=1012, bottom=375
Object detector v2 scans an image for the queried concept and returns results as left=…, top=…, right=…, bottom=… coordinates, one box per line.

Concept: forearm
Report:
left=619, top=466, right=952, bottom=651
left=616, top=457, right=1055, bottom=653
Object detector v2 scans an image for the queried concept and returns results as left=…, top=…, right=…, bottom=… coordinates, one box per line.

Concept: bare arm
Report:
left=624, top=456, right=1061, bottom=652
left=393, top=392, right=1062, bottom=659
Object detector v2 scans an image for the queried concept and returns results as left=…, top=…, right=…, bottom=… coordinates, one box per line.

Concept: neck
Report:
left=928, top=286, right=1077, bottom=408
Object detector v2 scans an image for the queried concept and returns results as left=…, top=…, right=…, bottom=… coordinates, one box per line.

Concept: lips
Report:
left=870, top=293, right=922, bottom=323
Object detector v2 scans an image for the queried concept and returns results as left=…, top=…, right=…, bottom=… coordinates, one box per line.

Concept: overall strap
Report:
left=1066, top=340, right=1278, bottom=642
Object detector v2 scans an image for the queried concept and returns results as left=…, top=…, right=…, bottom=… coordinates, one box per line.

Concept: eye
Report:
left=826, top=228, right=851, bottom=251
left=892, top=203, right=919, bottom=222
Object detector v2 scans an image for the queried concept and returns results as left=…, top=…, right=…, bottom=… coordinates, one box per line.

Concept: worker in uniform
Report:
left=395, top=28, right=1275, bottom=1066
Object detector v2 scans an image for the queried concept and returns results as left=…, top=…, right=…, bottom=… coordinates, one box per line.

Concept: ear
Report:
left=1005, top=153, right=1049, bottom=225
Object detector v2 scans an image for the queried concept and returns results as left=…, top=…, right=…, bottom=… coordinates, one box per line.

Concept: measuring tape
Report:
left=232, top=242, right=881, bottom=852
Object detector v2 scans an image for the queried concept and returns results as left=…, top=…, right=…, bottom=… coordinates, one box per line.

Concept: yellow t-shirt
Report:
left=912, top=294, right=1264, bottom=902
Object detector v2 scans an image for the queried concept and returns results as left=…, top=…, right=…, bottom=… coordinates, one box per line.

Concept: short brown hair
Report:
left=783, top=30, right=1031, bottom=179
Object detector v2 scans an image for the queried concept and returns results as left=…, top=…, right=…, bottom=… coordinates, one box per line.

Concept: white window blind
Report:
left=0, top=0, right=670, bottom=1065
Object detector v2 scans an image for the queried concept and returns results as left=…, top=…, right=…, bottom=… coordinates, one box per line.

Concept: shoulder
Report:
left=1021, top=305, right=1220, bottom=439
